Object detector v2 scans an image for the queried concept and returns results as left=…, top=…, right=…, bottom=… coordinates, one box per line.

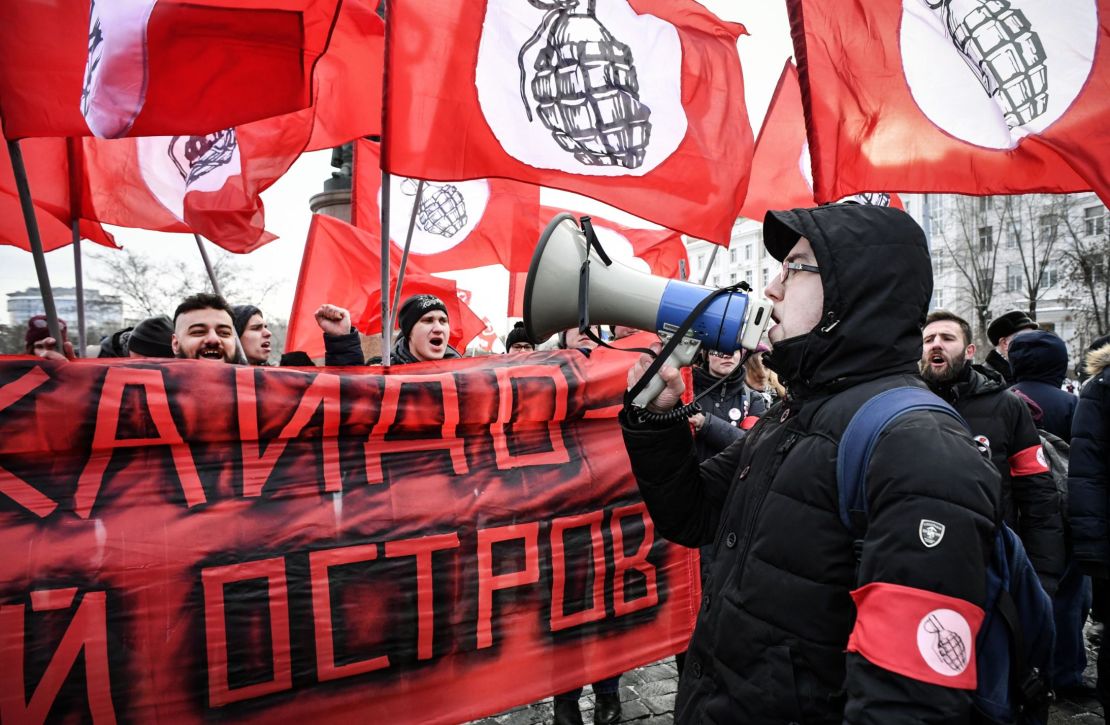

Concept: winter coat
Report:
left=1008, top=330, right=1078, bottom=442
left=1068, top=343, right=1110, bottom=577
left=927, top=363, right=1064, bottom=594
left=621, top=205, right=999, bottom=724
left=984, top=348, right=1015, bottom=386
left=691, top=365, right=768, bottom=462
left=323, top=328, right=461, bottom=366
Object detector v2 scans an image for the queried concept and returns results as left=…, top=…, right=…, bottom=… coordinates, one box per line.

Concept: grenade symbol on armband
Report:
left=518, top=0, right=652, bottom=169
left=923, top=0, right=1048, bottom=128
left=400, top=179, right=468, bottom=238
left=923, top=613, right=968, bottom=671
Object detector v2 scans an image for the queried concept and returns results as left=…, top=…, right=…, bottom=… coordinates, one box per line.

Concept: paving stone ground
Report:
left=467, top=623, right=1106, bottom=725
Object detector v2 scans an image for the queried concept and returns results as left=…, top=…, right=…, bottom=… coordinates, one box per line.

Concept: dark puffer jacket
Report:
left=621, top=205, right=999, bottom=724
left=324, top=328, right=461, bottom=366
left=1068, top=344, right=1110, bottom=578
left=1008, top=330, right=1077, bottom=441
left=927, top=363, right=1064, bottom=594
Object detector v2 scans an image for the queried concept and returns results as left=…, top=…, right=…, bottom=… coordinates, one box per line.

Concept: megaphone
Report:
left=524, top=213, right=773, bottom=408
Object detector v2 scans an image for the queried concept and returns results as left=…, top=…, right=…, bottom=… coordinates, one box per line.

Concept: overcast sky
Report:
left=0, top=0, right=792, bottom=332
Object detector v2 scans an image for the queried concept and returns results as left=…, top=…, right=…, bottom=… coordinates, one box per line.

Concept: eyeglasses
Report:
left=779, top=259, right=820, bottom=284
left=708, top=350, right=736, bottom=359
left=509, top=343, right=534, bottom=351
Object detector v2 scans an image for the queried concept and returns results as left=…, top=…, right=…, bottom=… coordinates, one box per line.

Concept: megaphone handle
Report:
left=632, top=340, right=701, bottom=409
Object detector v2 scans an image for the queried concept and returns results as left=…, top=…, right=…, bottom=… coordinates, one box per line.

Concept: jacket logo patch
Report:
left=918, top=609, right=971, bottom=676
left=919, top=519, right=945, bottom=548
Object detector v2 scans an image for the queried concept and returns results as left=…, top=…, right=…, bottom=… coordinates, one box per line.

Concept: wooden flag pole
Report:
left=6, top=138, right=63, bottom=343
left=391, top=179, right=425, bottom=317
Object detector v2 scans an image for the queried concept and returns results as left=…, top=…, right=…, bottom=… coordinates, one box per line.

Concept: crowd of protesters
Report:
left=16, top=203, right=1110, bottom=723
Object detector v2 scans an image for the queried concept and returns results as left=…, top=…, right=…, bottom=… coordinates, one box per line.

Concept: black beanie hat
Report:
left=505, top=321, right=531, bottom=349
left=232, top=305, right=263, bottom=337
left=128, top=315, right=174, bottom=358
left=398, top=294, right=448, bottom=339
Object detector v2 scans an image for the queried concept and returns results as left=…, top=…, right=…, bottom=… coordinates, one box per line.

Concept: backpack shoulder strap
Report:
left=837, top=386, right=968, bottom=531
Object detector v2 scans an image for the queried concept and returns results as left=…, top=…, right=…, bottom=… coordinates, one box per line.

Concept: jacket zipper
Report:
left=732, top=428, right=801, bottom=591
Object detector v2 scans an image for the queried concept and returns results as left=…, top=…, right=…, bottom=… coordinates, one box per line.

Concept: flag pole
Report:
left=391, top=179, right=424, bottom=316
left=71, top=221, right=86, bottom=356
left=192, top=233, right=223, bottom=297
left=698, top=244, right=720, bottom=286
left=6, top=138, right=63, bottom=343
left=66, top=139, right=87, bottom=356
left=381, top=170, right=392, bottom=365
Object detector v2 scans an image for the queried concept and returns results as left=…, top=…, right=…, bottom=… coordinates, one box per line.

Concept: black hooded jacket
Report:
left=1067, top=343, right=1110, bottom=576
left=1008, top=330, right=1077, bottom=441
left=691, top=365, right=768, bottom=462
left=927, top=362, right=1064, bottom=594
left=621, top=205, right=999, bottom=724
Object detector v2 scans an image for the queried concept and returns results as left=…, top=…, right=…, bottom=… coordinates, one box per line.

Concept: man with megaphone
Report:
left=617, top=205, right=1002, bottom=723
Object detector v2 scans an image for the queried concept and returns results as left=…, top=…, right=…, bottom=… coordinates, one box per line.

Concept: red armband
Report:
left=1009, top=444, right=1050, bottom=477
left=847, top=582, right=984, bottom=689
left=740, top=416, right=759, bottom=430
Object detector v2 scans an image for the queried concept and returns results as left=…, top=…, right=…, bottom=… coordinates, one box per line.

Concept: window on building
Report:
left=744, top=244, right=752, bottom=261
left=978, top=197, right=991, bottom=213
left=1040, top=264, right=1058, bottom=288
left=935, top=289, right=944, bottom=307
left=729, top=249, right=737, bottom=264
left=712, top=275, right=720, bottom=287
left=730, top=272, right=738, bottom=284
left=977, top=225, right=993, bottom=252
left=697, top=253, right=706, bottom=271
left=1005, top=233, right=1018, bottom=249
left=1006, top=264, right=1022, bottom=292
left=745, top=269, right=753, bottom=286
left=762, top=267, right=770, bottom=286
left=1085, top=206, right=1106, bottom=236
left=1039, top=214, right=1055, bottom=243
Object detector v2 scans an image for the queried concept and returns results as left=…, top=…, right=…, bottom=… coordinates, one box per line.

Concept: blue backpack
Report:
left=837, top=386, right=1055, bottom=724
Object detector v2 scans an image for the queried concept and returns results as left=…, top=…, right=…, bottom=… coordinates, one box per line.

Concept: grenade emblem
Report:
left=517, top=0, right=652, bottom=169
left=82, top=0, right=105, bottom=119
left=923, top=613, right=968, bottom=671
left=923, top=0, right=1048, bottom=128
left=168, top=130, right=238, bottom=186
left=400, top=178, right=468, bottom=238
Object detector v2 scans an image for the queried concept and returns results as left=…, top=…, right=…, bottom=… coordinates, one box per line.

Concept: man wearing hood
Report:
left=620, top=205, right=1000, bottom=723
left=315, top=295, right=461, bottom=365
left=1066, top=335, right=1110, bottom=708
left=920, top=310, right=1064, bottom=597
left=1009, top=330, right=1078, bottom=441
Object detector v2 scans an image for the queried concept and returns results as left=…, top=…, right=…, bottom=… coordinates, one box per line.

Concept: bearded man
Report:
left=920, top=309, right=1063, bottom=595
left=171, top=293, right=241, bottom=363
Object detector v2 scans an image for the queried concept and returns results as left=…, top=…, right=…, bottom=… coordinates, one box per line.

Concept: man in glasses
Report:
left=504, top=321, right=534, bottom=353
left=620, top=204, right=1000, bottom=722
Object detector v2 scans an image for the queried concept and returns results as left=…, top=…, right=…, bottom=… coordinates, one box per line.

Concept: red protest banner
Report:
left=0, top=349, right=696, bottom=723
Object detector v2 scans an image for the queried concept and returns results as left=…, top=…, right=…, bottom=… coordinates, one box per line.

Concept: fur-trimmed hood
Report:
left=1086, top=343, right=1110, bottom=377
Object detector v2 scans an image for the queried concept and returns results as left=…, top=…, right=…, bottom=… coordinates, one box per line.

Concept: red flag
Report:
left=537, top=206, right=688, bottom=279
left=789, top=0, right=1106, bottom=203
left=740, top=61, right=904, bottom=221
left=0, top=138, right=118, bottom=251
left=76, top=0, right=383, bottom=252
left=507, top=271, right=528, bottom=318
left=383, top=0, right=752, bottom=246
left=286, top=215, right=487, bottom=358
left=0, top=0, right=340, bottom=140
left=354, top=139, right=542, bottom=272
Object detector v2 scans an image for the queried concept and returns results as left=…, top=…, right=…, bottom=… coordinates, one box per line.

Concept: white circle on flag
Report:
left=917, top=607, right=973, bottom=676
left=381, top=178, right=491, bottom=255
left=899, top=0, right=1097, bottom=149
left=136, top=133, right=241, bottom=222
left=475, top=0, right=687, bottom=176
